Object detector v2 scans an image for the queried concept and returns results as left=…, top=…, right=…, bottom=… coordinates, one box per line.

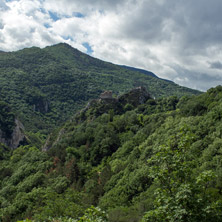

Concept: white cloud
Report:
left=0, top=0, right=222, bottom=91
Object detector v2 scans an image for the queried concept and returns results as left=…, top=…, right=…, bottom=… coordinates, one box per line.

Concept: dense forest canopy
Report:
left=0, top=43, right=199, bottom=134
left=0, top=84, right=222, bottom=222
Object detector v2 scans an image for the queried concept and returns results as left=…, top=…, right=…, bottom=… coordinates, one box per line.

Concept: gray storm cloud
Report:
left=210, top=61, right=222, bottom=70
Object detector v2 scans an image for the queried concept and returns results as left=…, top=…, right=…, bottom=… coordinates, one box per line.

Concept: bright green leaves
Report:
left=148, top=129, right=196, bottom=188
left=78, top=206, right=108, bottom=222
left=143, top=129, right=222, bottom=222
left=33, top=188, right=86, bottom=222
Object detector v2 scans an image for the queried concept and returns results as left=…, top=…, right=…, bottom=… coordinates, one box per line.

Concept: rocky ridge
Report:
left=43, top=87, right=151, bottom=151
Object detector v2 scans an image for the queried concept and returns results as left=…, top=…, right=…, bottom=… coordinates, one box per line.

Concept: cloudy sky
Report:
left=0, top=0, right=222, bottom=91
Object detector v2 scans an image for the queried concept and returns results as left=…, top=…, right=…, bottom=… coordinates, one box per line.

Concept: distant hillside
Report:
left=0, top=43, right=200, bottom=132
left=120, top=65, right=158, bottom=78
left=120, top=65, right=175, bottom=83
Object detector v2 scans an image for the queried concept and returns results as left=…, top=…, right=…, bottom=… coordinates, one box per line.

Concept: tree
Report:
left=142, top=128, right=222, bottom=222
left=78, top=206, right=108, bottom=222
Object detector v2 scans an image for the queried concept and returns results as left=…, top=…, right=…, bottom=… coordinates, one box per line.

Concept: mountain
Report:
left=0, top=43, right=200, bottom=133
left=0, top=85, right=222, bottom=222
left=120, top=65, right=159, bottom=78
left=120, top=65, right=175, bottom=83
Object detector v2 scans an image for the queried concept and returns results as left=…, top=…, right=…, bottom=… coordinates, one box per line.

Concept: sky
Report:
left=0, top=0, right=222, bottom=91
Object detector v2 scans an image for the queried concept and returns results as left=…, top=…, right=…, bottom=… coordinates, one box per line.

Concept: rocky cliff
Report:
left=0, top=119, right=26, bottom=149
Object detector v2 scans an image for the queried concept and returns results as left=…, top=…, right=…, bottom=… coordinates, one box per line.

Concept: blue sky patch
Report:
left=40, top=8, right=47, bottom=14
left=62, top=35, right=74, bottom=41
left=73, top=12, right=85, bottom=18
left=49, top=11, right=60, bottom=21
left=48, top=11, right=82, bottom=21
left=83, top=42, right=93, bottom=55
left=44, top=23, right=51, bottom=28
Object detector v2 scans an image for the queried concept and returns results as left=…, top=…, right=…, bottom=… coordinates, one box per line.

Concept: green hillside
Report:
left=0, top=86, right=222, bottom=222
left=0, top=43, right=200, bottom=133
left=0, top=101, right=15, bottom=138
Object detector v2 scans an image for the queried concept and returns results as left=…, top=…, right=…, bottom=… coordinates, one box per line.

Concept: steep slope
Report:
left=0, top=86, right=221, bottom=222
left=0, top=101, right=26, bottom=149
left=44, top=85, right=222, bottom=221
left=0, top=43, right=200, bottom=133
left=120, top=65, right=159, bottom=78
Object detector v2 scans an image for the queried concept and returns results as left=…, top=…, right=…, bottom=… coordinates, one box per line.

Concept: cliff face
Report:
left=0, top=119, right=26, bottom=149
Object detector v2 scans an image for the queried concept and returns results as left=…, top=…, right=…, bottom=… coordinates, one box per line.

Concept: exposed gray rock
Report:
left=42, top=128, right=65, bottom=151
left=0, top=119, right=25, bottom=149
left=118, top=86, right=151, bottom=106
left=100, top=91, right=113, bottom=99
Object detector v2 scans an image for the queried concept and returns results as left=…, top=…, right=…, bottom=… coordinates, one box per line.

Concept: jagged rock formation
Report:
left=43, top=87, right=152, bottom=151
left=83, top=86, right=151, bottom=114
left=0, top=43, right=200, bottom=133
left=0, top=119, right=26, bottom=149
left=100, top=91, right=113, bottom=99
left=118, top=86, right=151, bottom=106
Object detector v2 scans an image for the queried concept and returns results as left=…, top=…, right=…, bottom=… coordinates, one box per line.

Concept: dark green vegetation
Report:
left=0, top=43, right=199, bottom=133
left=1, top=85, right=222, bottom=222
left=0, top=101, right=15, bottom=138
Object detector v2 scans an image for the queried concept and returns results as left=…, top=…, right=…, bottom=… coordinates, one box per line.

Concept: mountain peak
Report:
left=52, top=42, right=74, bottom=48
left=0, top=43, right=200, bottom=132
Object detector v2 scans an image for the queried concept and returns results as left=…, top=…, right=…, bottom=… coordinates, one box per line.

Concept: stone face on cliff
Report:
left=0, top=119, right=26, bottom=149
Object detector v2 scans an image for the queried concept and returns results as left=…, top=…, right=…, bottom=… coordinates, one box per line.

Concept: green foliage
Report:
left=1, top=85, right=222, bottom=222
left=78, top=206, right=108, bottom=222
left=142, top=129, right=222, bottom=222
left=0, top=146, right=51, bottom=221
left=25, top=131, right=46, bottom=149
left=0, top=101, right=15, bottom=137
left=0, top=143, right=11, bottom=160
left=17, top=206, right=107, bottom=222
left=33, top=189, right=86, bottom=222
left=0, top=43, right=199, bottom=133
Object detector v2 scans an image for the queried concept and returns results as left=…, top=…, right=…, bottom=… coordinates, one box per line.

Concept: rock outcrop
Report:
left=100, top=91, right=113, bottom=99
left=118, top=86, right=151, bottom=107
left=87, top=86, right=151, bottom=112
left=0, top=119, right=26, bottom=149
left=42, top=128, right=65, bottom=152
left=42, top=87, right=152, bottom=151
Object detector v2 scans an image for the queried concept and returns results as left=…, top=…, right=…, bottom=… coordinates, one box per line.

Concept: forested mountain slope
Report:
left=0, top=86, right=222, bottom=222
left=0, top=43, right=200, bottom=133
